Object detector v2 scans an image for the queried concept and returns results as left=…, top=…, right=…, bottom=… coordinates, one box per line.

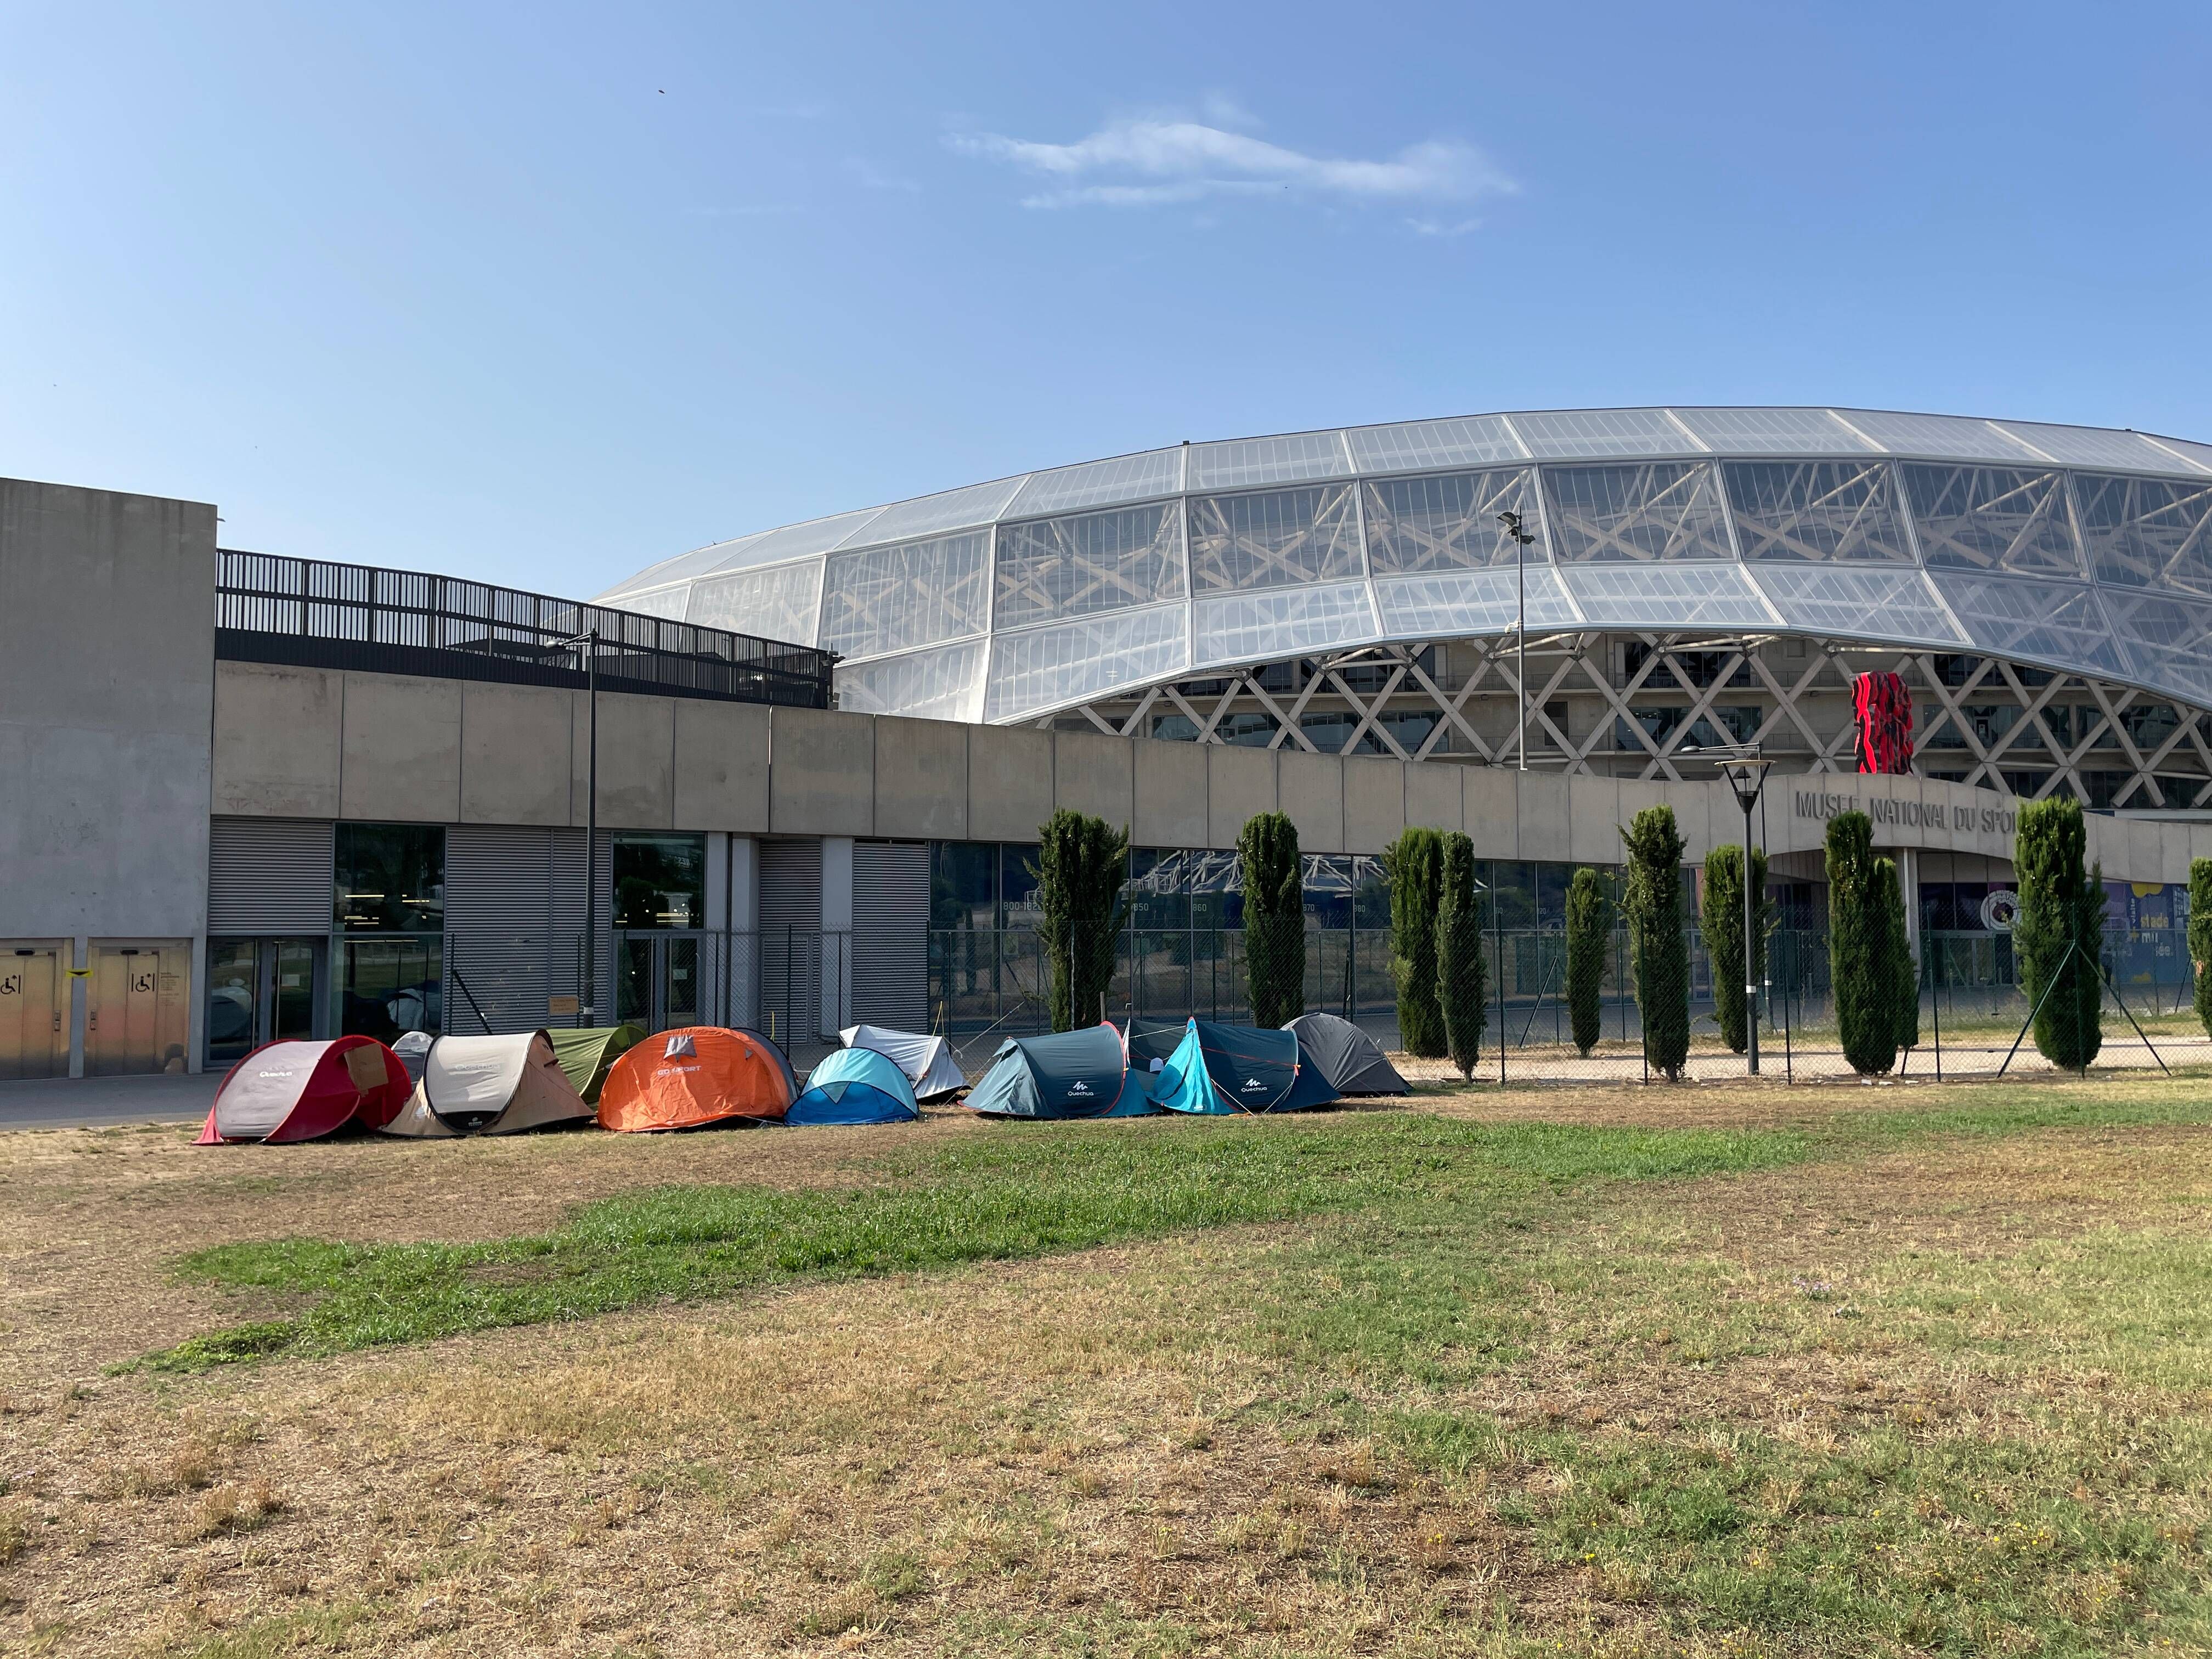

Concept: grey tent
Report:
left=391, top=1030, right=435, bottom=1086
left=380, top=1030, right=595, bottom=1137
left=1285, top=1013, right=1408, bottom=1096
left=839, top=1024, right=967, bottom=1101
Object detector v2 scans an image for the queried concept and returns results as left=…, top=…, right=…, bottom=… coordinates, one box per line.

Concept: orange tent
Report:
left=596, top=1027, right=799, bottom=1132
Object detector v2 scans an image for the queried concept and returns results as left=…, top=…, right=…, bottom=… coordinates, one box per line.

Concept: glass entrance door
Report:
left=206, top=939, right=323, bottom=1066
left=616, top=934, right=702, bottom=1032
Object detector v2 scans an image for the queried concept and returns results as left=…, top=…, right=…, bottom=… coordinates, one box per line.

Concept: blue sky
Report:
left=4, top=2, right=2209, bottom=597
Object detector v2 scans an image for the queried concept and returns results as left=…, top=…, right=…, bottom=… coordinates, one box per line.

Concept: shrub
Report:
left=2015, top=798, right=2103, bottom=1071
left=2192, top=858, right=2212, bottom=1039
left=1826, top=811, right=1897, bottom=1076
left=1877, top=856, right=1919, bottom=1054
left=1384, top=827, right=1447, bottom=1058
left=1621, top=806, right=1690, bottom=1080
left=1238, top=812, right=1305, bottom=1029
left=1435, top=832, right=1488, bottom=1080
left=1031, top=809, right=1128, bottom=1031
left=1699, top=845, right=1772, bottom=1054
left=1565, top=867, right=1613, bottom=1057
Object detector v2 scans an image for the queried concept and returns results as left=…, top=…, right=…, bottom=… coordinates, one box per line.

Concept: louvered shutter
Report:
left=207, top=819, right=333, bottom=933
left=851, top=841, right=928, bottom=1030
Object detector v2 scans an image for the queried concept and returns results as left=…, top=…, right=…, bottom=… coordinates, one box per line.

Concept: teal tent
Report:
left=790, top=1046, right=919, bottom=1126
left=1146, top=1019, right=1341, bottom=1115
left=964, top=1024, right=1154, bottom=1119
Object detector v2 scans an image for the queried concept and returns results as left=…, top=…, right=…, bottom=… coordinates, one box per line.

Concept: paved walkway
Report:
left=0, top=1073, right=219, bottom=1131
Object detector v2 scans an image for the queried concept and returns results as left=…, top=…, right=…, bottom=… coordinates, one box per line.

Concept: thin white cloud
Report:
left=845, top=156, right=921, bottom=194
left=946, top=112, right=1512, bottom=213
left=1407, top=216, right=1485, bottom=238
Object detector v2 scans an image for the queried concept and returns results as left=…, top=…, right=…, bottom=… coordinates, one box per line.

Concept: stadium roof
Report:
left=597, top=408, right=2212, bottom=725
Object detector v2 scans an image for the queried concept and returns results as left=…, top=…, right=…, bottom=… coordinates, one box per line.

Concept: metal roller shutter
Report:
left=852, top=841, right=928, bottom=1030
left=757, top=840, right=821, bottom=1047
left=444, top=827, right=556, bottom=1034
left=207, top=818, right=333, bottom=933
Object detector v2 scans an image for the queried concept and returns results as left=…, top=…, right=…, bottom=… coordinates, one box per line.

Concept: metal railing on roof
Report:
left=214, top=549, right=836, bottom=708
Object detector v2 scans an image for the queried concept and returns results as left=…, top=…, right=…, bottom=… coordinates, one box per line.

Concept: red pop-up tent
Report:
left=196, top=1036, right=411, bottom=1145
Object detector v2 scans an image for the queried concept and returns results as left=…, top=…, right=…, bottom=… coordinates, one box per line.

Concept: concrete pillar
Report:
left=67, top=935, right=86, bottom=1079
left=728, top=837, right=759, bottom=1030
left=1899, top=846, right=1922, bottom=955
left=820, top=836, right=854, bottom=1038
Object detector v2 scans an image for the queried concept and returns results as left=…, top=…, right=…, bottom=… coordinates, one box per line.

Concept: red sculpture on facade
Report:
left=1853, top=670, right=1913, bottom=775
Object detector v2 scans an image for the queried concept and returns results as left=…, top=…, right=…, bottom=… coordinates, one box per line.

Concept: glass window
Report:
left=613, top=834, right=706, bottom=929
left=340, top=937, right=441, bottom=1041
left=335, top=824, right=444, bottom=933
left=999, top=844, right=1041, bottom=928
left=930, top=842, right=995, bottom=932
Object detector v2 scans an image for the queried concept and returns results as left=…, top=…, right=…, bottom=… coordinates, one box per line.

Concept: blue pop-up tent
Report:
left=1146, top=1019, right=1341, bottom=1115
left=788, top=1045, right=921, bottom=1125
left=964, top=1023, right=1155, bottom=1119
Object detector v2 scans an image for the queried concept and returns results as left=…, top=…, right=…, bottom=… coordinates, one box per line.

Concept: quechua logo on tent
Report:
left=1066, top=1079, right=1093, bottom=1097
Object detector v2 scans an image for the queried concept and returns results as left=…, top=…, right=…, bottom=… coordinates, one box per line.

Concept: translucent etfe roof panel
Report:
left=1558, top=562, right=1780, bottom=629
left=2073, top=472, right=2212, bottom=596
left=1194, top=580, right=1378, bottom=668
left=2099, top=589, right=2212, bottom=708
left=1831, top=409, right=2046, bottom=464
left=1363, top=470, right=1542, bottom=574
left=1992, top=421, right=2198, bottom=475
left=1900, top=464, right=2083, bottom=579
left=833, top=639, right=987, bottom=723
left=1345, top=415, right=1526, bottom=473
left=685, top=557, right=824, bottom=647
left=819, top=531, right=991, bottom=661
left=605, top=583, right=692, bottom=621
left=838, top=476, right=1028, bottom=551
left=1186, top=431, right=1353, bottom=492
left=1504, top=408, right=1703, bottom=460
left=984, top=602, right=1189, bottom=724
left=1666, top=407, right=1875, bottom=455
left=1186, top=483, right=1362, bottom=594
left=1927, top=572, right=2129, bottom=680
left=597, top=538, right=755, bottom=599
left=710, top=508, right=884, bottom=574
left=1724, top=460, right=1912, bottom=563
left=1543, top=462, right=1735, bottom=562
left=1374, top=567, right=1580, bottom=639
left=2141, top=433, right=2212, bottom=476
left=994, top=501, right=1184, bottom=631
left=1746, top=564, right=1966, bottom=647
left=1002, top=448, right=1182, bottom=518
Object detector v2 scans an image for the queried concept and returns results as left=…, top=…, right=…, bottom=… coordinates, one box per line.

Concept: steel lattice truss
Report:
left=1047, top=633, right=2212, bottom=809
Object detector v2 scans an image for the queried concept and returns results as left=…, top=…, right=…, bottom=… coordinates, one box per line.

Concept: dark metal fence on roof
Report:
left=213, top=549, right=836, bottom=708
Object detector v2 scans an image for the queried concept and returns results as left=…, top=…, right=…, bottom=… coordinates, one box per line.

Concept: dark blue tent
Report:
left=1146, top=1019, right=1341, bottom=1115
left=964, top=1024, right=1155, bottom=1119
left=788, top=1046, right=919, bottom=1125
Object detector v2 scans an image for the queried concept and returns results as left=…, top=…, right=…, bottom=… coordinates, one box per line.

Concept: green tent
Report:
left=547, top=1024, right=646, bottom=1104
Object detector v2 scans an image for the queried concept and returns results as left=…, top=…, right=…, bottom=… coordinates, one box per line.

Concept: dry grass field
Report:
left=2, top=1071, right=2209, bottom=1657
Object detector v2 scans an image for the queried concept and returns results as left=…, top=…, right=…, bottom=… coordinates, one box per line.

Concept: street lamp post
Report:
left=1718, top=751, right=1775, bottom=1075
left=1497, top=510, right=1538, bottom=770
left=558, top=628, right=601, bottom=1027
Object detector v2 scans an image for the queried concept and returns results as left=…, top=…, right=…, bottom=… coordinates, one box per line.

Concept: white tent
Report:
left=380, top=1030, right=594, bottom=1137
left=839, top=1024, right=966, bottom=1101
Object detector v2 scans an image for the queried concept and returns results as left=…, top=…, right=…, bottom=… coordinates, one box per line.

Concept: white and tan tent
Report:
left=380, top=1030, right=594, bottom=1137
left=839, top=1024, right=966, bottom=1101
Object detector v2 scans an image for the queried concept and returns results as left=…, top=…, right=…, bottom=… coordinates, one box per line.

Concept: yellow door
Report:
left=0, top=949, right=63, bottom=1080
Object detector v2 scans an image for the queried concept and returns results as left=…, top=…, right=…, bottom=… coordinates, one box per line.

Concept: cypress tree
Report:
left=1384, top=827, right=1447, bottom=1058
left=1565, top=866, right=1613, bottom=1058
left=1030, top=809, right=1128, bottom=1032
left=1238, top=811, right=1306, bottom=1029
left=2190, top=857, right=2212, bottom=1038
left=1876, top=856, right=1919, bottom=1054
left=1699, top=844, right=1772, bottom=1054
left=1826, top=810, right=1896, bottom=1076
left=2015, top=798, right=2103, bottom=1070
left=1435, top=832, right=1488, bottom=1080
left=1621, top=806, right=1690, bottom=1080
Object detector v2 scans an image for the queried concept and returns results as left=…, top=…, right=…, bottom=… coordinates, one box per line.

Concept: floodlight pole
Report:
left=1718, top=748, right=1774, bottom=1076
left=1498, top=511, right=1538, bottom=770
left=560, top=627, right=602, bottom=1028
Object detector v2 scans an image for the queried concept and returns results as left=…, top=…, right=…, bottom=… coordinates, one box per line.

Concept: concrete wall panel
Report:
left=873, top=716, right=968, bottom=840
left=1135, top=738, right=1208, bottom=849
left=1404, top=761, right=1462, bottom=834
left=1343, top=757, right=1405, bottom=853
left=1463, top=769, right=1516, bottom=857
left=212, top=663, right=341, bottom=819
left=1277, top=751, right=1344, bottom=854
left=459, top=681, right=573, bottom=826
left=1054, top=730, right=1136, bottom=830
left=340, top=673, right=460, bottom=823
left=769, top=707, right=874, bottom=836
left=1567, top=777, right=1624, bottom=866
left=574, top=693, right=674, bottom=830
left=1519, top=772, right=1572, bottom=861
left=1205, top=745, right=1276, bottom=847
left=967, top=726, right=1053, bottom=844
left=673, top=699, right=770, bottom=833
